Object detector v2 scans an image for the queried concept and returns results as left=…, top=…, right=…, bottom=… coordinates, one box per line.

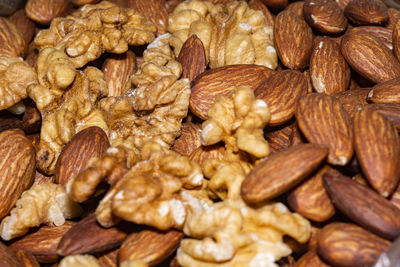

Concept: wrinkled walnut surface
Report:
left=59, top=254, right=102, bottom=267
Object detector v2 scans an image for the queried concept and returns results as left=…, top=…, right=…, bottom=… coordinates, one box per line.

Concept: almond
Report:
left=0, top=111, right=23, bottom=133
left=22, top=99, right=41, bottom=134
left=353, top=107, right=400, bottom=196
left=0, top=17, right=26, bottom=57
left=323, top=172, right=400, bottom=239
left=274, top=10, right=313, bottom=70
left=310, top=36, right=350, bottom=95
left=317, top=222, right=391, bottom=267
left=0, top=129, right=35, bottom=219
left=285, top=1, right=305, bottom=19
left=294, top=249, right=330, bottom=267
left=387, top=7, right=400, bottom=29
left=9, top=222, right=75, bottom=263
left=98, top=248, right=119, bottom=267
left=391, top=183, right=400, bottom=210
left=354, top=26, right=393, bottom=50
left=190, top=64, right=274, bottom=120
left=25, top=0, right=70, bottom=25
left=241, top=143, right=328, bottom=204
left=54, top=126, right=110, bottom=187
left=72, top=0, right=100, bottom=6
left=171, top=122, right=202, bottom=157
left=393, top=20, right=400, bottom=61
left=333, top=88, right=369, bottom=118
left=341, top=30, right=400, bottom=83
left=177, top=34, right=207, bottom=83
left=8, top=10, right=35, bottom=44
left=303, top=0, right=347, bottom=34
left=102, top=50, right=137, bottom=97
left=259, top=0, right=288, bottom=10
left=189, top=144, right=226, bottom=166
left=118, top=229, right=183, bottom=266
left=255, top=70, right=308, bottom=126
left=288, top=165, right=337, bottom=222
left=127, top=0, right=168, bottom=35
left=367, top=77, right=400, bottom=104
left=344, top=0, right=388, bottom=25
left=296, top=93, right=353, bottom=166
left=336, top=0, right=352, bottom=10
left=265, top=122, right=295, bottom=153
left=15, top=250, right=40, bottom=267
left=248, top=0, right=275, bottom=27
left=57, top=214, right=127, bottom=256
left=0, top=242, right=24, bottom=267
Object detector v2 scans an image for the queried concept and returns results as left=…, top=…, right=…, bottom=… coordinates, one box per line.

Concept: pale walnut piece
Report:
left=59, top=254, right=102, bottom=267
left=96, top=142, right=210, bottom=230
left=28, top=48, right=109, bottom=175
left=177, top=199, right=311, bottom=267
left=168, top=0, right=277, bottom=69
left=0, top=183, right=82, bottom=241
left=120, top=259, right=149, bottom=267
left=0, top=56, right=37, bottom=111
left=34, top=1, right=157, bottom=68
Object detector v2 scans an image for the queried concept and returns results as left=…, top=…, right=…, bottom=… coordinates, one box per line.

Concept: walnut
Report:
left=168, top=0, right=277, bottom=69
left=34, top=1, right=157, bottom=68
left=120, top=259, right=149, bottom=267
left=100, top=33, right=190, bottom=159
left=200, top=86, right=270, bottom=158
left=28, top=48, right=109, bottom=174
left=0, top=56, right=37, bottom=111
left=0, top=183, right=82, bottom=240
left=177, top=199, right=311, bottom=267
left=94, top=142, right=211, bottom=230
left=59, top=255, right=102, bottom=267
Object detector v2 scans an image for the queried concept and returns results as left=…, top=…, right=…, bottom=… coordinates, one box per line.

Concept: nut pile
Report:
left=0, top=0, right=399, bottom=266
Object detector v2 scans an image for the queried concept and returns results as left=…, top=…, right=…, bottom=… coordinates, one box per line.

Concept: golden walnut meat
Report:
left=0, top=183, right=82, bottom=241
left=59, top=255, right=102, bottom=267
left=168, top=0, right=277, bottom=69
left=0, top=56, right=37, bottom=111
left=34, top=1, right=157, bottom=68
left=177, top=199, right=311, bottom=267
left=200, top=86, right=271, bottom=158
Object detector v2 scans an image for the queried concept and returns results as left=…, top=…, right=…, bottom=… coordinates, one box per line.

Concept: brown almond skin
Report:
left=341, top=30, right=400, bottom=83
left=190, top=64, right=274, bottom=120
left=274, top=10, right=313, bottom=70
left=0, top=242, right=24, bottom=267
left=241, top=143, right=328, bottom=204
left=388, top=7, right=400, bottom=29
left=296, top=93, right=354, bottom=166
left=54, top=126, right=110, bottom=186
left=102, top=51, right=137, bottom=97
left=260, top=0, right=288, bottom=10
left=394, top=20, right=400, bottom=62
left=310, top=37, right=350, bottom=95
left=248, top=0, right=275, bottom=28
left=317, top=223, right=391, bottom=267
left=118, top=229, right=183, bottom=266
left=333, top=88, right=369, bottom=118
left=294, top=249, right=330, bottom=267
left=57, top=214, right=127, bottom=256
left=25, top=0, right=70, bottom=25
left=127, top=0, right=168, bottom=35
left=303, top=0, right=347, bottom=34
left=98, top=248, right=119, bottom=267
left=171, top=122, right=202, bottom=157
left=353, top=108, right=400, bottom=196
left=177, top=34, right=207, bottom=83
left=9, top=222, right=74, bottom=263
left=367, top=77, right=400, bottom=104
left=285, top=1, right=305, bottom=18
left=15, top=250, right=40, bottom=267
left=189, top=145, right=226, bottom=166
left=0, top=129, right=35, bottom=219
left=391, top=183, right=400, bottom=210
left=255, top=70, right=308, bottom=126
left=0, top=111, right=23, bottom=133
left=265, top=122, right=295, bottom=153
left=323, top=173, right=400, bottom=240
left=0, top=17, right=26, bottom=57
left=288, top=165, right=337, bottom=222
left=336, top=0, right=352, bottom=10
left=344, top=0, right=388, bottom=25
left=8, top=10, right=35, bottom=44
left=354, top=26, right=393, bottom=50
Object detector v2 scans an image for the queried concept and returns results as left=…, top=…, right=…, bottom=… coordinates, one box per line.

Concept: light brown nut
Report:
left=341, top=30, right=400, bottom=83
left=128, top=0, right=168, bottom=35
left=8, top=10, right=35, bottom=44
left=177, top=35, right=207, bottom=83
left=54, top=127, right=110, bottom=187
left=344, top=0, right=388, bottom=25
left=25, top=0, right=70, bottom=25
left=394, top=20, right=400, bottom=63
left=317, top=223, right=391, bottom=267
left=72, top=0, right=100, bottom=6
left=265, top=122, right=295, bottom=154
left=255, top=69, right=308, bottom=126
left=296, top=93, right=353, bottom=166
left=367, top=77, right=400, bottom=104
left=15, top=250, right=40, bottom=267
left=241, top=143, right=328, bottom=204
left=391, top=183, right=400, bottom=210
left=9, top=222, right=75, bottom=263
left=285, top=1, right=305, bottom=18
left=0, top=129, right=35, bottom=219
left=294, top=249, right=330, bottom=267
left=353, top=107, right=400, bottom=196
left=102, top=51, right=137, bottom=97
left=190, top=64, right=274, bottom=120
left=310, top=36, right=350, bottom=95
left=189, top=144, right=226, bottom=166
left=333, top=88, right=369, bottom=118
left=0, top=242, right=24, bottom=267
left=388, top=7, right=400, bottom=29
left=303, top=0, right=347, bottom=34
left=0, top=17, right=26, bottom=57
left=59, top=254, right=102, bottom=267
left=274, top=10, right=313, bottom=70
left=323, top=172, right=400, bottom=240
left=118, top=229, right=183, bottom=266
left=98, top=248, right=119, bottom=267
left=248, top=0, right=275, bottom=28
left=354, top=26, right=393, bottom=50
left=57, top=214, right=127, bottom=256
left=33, top=171, right=54, bottom=185
left=260, top=0, right=288, bottom=10
left=172, top=122, right=202, bottom=157
left=288, top=165, right=337, bottom=222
